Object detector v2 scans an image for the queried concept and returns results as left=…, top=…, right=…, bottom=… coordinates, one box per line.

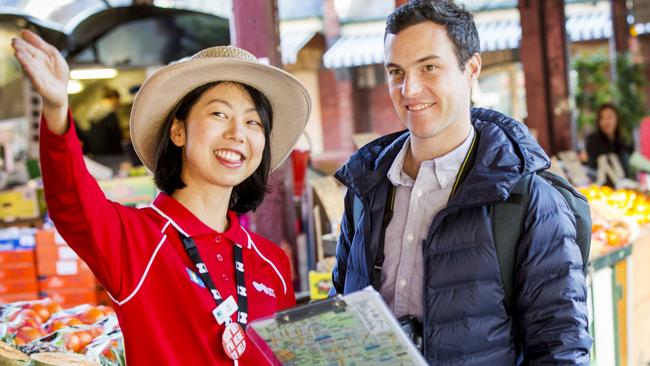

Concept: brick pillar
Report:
left=518, top=0, right=573, bottom=154
left=352, top=68, right=372, bottom=133
left=318, top=68, right=355, bottom=153
left=611, top=0, right=630, bottom=54
left=369, top=81, right=401, bottom=135
left=322, top=0, right=340, bottom=48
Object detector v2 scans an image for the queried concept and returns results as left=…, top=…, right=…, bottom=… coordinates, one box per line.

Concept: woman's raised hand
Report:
left=11, top=30, right=70, bottom=134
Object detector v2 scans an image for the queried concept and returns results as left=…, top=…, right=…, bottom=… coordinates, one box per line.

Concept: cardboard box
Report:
left=36, top=244, right=80, bottom=262
left=37, top=259, right=92, bottom=277
left=35, top=229, right=66, bottom=247
left=0, top=292, right=39, bottom=303
left=0, top=263, right=37, bottom=281
left=0, top=279, right=39, bottom=295
left=39, top=289, right=98, bottom=307
left=0, top=227, right=36, bottom=252
left=34, top=229, right=92, bottom=277
left=0, top=187, right=41, bottom=221
left=38, top=273, right=97, bottom=290
left=0, top=250, right=35, bottom=265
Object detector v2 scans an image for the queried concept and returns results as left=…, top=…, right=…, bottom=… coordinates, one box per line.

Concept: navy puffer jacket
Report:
left=332, top=108, right=592, bottom=365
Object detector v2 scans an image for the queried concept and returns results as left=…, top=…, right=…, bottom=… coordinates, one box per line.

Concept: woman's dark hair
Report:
left=385, top=0, right=480, bottom=70
left=596, top=103, right=623, bottom=143
left=153, top=81, right=273, bottom=214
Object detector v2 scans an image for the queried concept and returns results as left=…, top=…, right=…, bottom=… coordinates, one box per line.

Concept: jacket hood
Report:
left=335, top=108, right=550, bottom=206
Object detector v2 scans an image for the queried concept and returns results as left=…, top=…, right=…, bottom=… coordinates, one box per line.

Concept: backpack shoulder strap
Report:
left=372, top=185, right=396, bottom=290
left=350, top=186, right=396, bottom=291
left=491, top=173, right=534, bottom=314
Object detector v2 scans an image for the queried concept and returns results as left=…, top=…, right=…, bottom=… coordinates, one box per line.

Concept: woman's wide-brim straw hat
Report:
left=130, top=46, right=311, bottom=172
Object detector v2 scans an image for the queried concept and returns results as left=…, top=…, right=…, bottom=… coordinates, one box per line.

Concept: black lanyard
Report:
left=180, top=234, right=249, bottom=327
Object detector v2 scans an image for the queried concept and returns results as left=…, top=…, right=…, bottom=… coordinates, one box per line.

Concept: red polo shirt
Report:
left=39, top=114, right=295, bottom=365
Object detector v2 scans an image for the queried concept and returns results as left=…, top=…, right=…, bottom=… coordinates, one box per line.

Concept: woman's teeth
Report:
left=215, top=150, right=243, bottom=162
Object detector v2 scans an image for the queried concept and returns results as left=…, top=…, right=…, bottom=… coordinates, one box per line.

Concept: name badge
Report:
left=213, top=296, right=238, bottom=325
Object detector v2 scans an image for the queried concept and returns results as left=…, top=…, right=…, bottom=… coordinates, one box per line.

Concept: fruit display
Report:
left=579, top=185, right=650, bottom=257
left=0, top=299, right=124, bottom=366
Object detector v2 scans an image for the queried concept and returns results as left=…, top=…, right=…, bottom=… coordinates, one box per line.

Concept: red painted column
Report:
left=518, top=0, right=573, bottom=155
left=230, top=0, right=299, bottom=281
left=230, top=0, right=282, bottom=66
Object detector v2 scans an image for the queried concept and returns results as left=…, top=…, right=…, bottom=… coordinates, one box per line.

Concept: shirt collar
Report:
left=386, top=127, right=475, bottom=189
left=151, top=193, right=251, bottom=248
left=387, top=138, right=415, bottom=187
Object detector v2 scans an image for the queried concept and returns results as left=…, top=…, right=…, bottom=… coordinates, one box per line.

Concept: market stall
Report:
left=580, top=185, right=650, bottom=366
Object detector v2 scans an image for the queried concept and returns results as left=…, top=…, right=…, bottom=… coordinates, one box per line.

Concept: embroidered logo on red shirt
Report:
left=252, top=281, right=275, bottom=298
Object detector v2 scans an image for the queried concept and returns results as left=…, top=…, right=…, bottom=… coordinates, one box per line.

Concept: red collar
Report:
left=150, top=193, right=251, bottom=248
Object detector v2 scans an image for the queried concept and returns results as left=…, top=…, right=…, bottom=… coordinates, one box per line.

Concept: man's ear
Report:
left=466, top=53, right=482, bottom=81
left=170, top=119, right=186, bottom=147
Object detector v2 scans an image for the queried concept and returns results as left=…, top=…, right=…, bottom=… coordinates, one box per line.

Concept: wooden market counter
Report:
left=588, top=228, right=650, bottom=366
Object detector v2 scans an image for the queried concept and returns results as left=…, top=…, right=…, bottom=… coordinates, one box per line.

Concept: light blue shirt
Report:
left=380, top=127, right=475, bottom=321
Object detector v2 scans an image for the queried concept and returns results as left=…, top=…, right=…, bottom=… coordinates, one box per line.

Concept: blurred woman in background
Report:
left=586, top=103, right=634, bottom=179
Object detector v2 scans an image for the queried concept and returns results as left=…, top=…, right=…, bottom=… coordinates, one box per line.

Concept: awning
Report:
left=323, top=29, right=384, bottom=68
left=324, top=9, right=614, bottom=69
left=280, top=31, right=319, bottom=65
left=565, top=11, right=611, bottom=42
left=476, top=18, right=521, bottom=52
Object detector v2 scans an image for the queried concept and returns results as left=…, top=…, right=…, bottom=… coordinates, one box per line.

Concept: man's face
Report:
left=384, top=21, right=480, bottom=140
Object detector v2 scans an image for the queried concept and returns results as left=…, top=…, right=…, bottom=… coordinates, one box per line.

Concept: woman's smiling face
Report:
left=170, top=82, right=267, bottom=190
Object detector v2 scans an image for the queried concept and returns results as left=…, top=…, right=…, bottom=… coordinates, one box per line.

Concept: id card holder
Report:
left=213, top=295, right=239, bottom=325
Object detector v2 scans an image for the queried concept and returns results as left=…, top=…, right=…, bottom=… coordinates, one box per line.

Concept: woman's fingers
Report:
left=13, top=31, right=66, bottom=78
left=11, top=30, right=69, bottom=112
left=12, top=38, right=49, bottom=76
left=13, top=44, right=38, bottom=78
left=12, top=40, right=47, bottom=83
left=13, top=37, right=44, bottom=60
left=21, top=30, right=62, bottom=62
